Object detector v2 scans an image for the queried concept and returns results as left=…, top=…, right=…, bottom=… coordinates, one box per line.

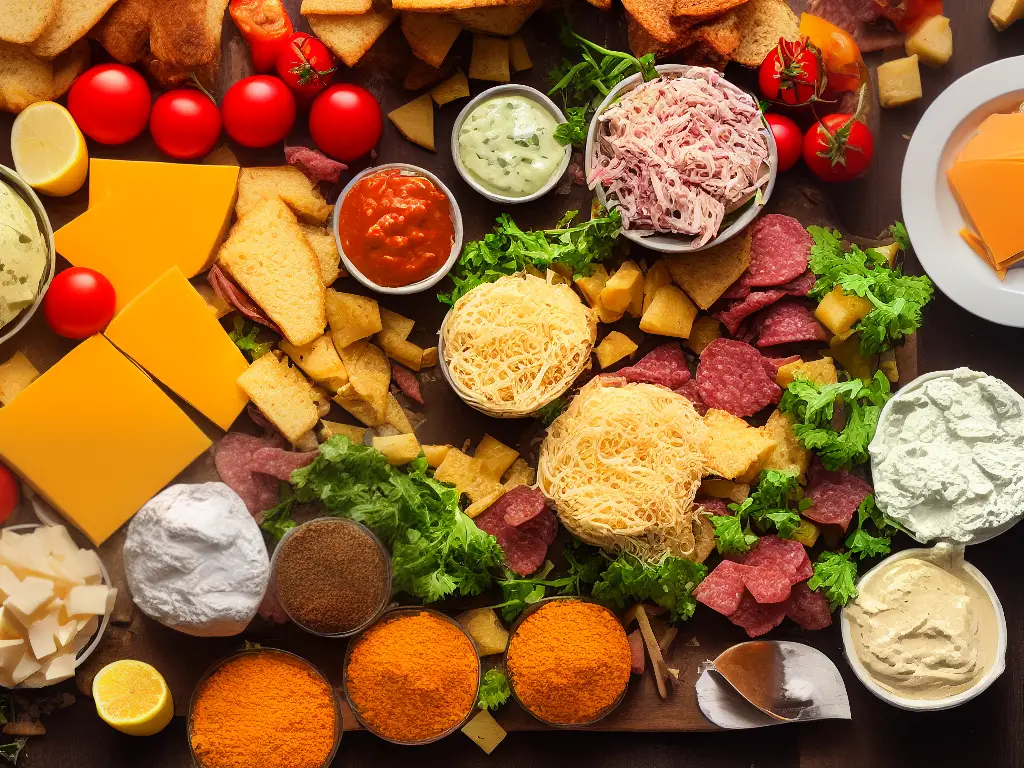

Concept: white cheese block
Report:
left=27, top=613, right=58, bottom=660
left=0, top=608, right=23, bottom=640
left=39, top=526, right=79, bottom=561
left=42, top=651, right=76, bottom=684
left=73, top=616, right=98, bottom=654
left=67, top=550, right=103, bottom=584
left=67, top=585, right=109, bottom=617
left=0, top=639, right=24, bottom=671
left=0, top=566, right=20, bottom=601
left=56, top=620, right=77, bottom=649
left=10, top=650, right=41, bottom=685
left=4, top=576, right=54, bottom=617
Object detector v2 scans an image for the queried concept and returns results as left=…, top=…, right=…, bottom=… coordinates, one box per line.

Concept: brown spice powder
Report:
left=274, top=519, right=389, bottom=634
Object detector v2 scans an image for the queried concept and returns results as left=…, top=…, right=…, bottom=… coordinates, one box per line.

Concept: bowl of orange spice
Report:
left=505, top=597, right=632, bottom=727
left=188, top=648, right=341, bottom=768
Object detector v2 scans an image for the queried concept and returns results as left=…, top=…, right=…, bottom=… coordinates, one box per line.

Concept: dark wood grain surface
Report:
left=3, top=0, right=1023, bottom=765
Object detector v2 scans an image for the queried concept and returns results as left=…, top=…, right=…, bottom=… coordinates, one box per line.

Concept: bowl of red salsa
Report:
left=333, top=164, right=463, bottom=294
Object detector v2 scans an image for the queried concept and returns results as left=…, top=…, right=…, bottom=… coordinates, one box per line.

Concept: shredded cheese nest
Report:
left=441, top=274, right=597, bottom=416
left=538, top=377, right=707, bottom=561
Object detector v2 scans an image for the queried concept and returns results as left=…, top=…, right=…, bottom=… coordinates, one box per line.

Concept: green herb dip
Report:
left=458, top=95, right=564, bottom=198
left=0, top=179, right=46, bottom=331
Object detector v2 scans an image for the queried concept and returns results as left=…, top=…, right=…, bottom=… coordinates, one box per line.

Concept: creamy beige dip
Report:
left=846, top=548, right=999, bottom=701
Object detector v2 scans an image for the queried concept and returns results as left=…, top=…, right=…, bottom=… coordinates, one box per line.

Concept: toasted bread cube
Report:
left=776, top=357, right=838, bottom=388
left=474, top=435, right=519, bottom=479
left=456, top=607, right=509, bottom=655
left=318, top=420, right=367, bottom=445
left=372, top=434, right=421, bottom=465
left=327, top=290, right=382, bottom=349
left=877, top=55, right=923, bottom=108
left=238, top=353, right=319, bottom=444
left=279, top=335, right=349, bottom=391
left=595, top=331, right=639, bottom=369
left=760, top=409, right=811, bottom=480
left=422, top=444, right=452, bottom=468
left=791, top=518, right=820, bottom=548
left=639, top=285, right=698, bottom=338
left=576, top=264, right=609, bottom=307
left=684, top=316, right=721, bottom=355
left=698, top=478, right=750, bottom=504
left=814, top=286, right=872, bottom=336
left=905, top=15, right=952, bottom=66
left=702, top=409, right=778, bottom=481
left=827, top=335, right=877, bottom=382
left=0, top=352, right=39, bottom=405
left=502, top=458, right=535, bottom=489
left=600, top=261, right=644, bottom=314
left=991, top=0, right=1024, bottom=30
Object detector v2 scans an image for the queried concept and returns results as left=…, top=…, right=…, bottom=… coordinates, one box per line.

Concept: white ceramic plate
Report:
left=902, top=56, right=1024, bottom=327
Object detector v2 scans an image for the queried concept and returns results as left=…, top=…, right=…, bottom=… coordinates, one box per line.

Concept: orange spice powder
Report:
left=506, top=600, right=631, bottom=724
left=190, top=652, right=336, bottom=768
left=345, top=611, right=479, bottom=743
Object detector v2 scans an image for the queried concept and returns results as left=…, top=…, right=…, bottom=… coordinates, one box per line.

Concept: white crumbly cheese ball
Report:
left=123, top=483, right=270, bottom=637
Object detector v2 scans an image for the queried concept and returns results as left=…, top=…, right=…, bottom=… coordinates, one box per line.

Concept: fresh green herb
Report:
left=259, top=497, right=296, bottom=543
left=807, top=224, right=933, bottom=355
left=709, top=514, right=759, bottom=556
left=553, top=106, right=588, bottom=148
left=845, top=494, right=902, bottom=560
left=477, top=668, right=511, bottom=711
left=807, top=550, right=859, bottom=610
left=242, top=640, right=264, bottom=651
left=494, top=561, right=579, bottom=622
left=281, top=437, right=504, bottom=602
left=438, top=209, right=621, bottom=306
left=0, top=739, right=26, bottom=765
left=779, top=372, right=891, bottom=470
left=711, top=470, right=809, bottom=555
left=228, top=316, right=275, bottom=362
left=590, top=551, right=707, bottom=623
left=536, top=397, right=568, bottom=426
left=889, top=221, right=910, bottom=251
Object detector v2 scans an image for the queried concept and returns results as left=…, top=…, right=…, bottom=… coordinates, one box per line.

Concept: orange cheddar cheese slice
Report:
left=957, top=113, right=1024, bottom=163
left=959, top=227, right=1007, bottom=280
left=947, top=158, right=1024, bottom=266
left=105, top=267, right=250, bottom=431
left=56, top=160, right=239, bottom=311
left=0, top=336, right=210, bottom=545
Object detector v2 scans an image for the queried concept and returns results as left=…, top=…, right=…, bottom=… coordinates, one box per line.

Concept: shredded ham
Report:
left=590, top=68, right=769, bottom=246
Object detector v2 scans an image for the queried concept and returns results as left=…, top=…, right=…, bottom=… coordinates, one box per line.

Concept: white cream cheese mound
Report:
left=123, top=483, right=270, bottom=637
left=869, top=367, right=1024, bottom=544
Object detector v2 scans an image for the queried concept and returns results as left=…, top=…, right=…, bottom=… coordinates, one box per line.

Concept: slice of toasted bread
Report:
left=672, top=0, right=748, bottom=19
left=452, top=1, right=540, bottom=35
left=0, top=0, right=58, bottom=45
left=51, top=39, right=90, bottom=96
left=307, top=10, right=398, bottom=68
left=299, top=223, right=345, bottom=286
left=0, top=42, right=53, bottom=113
left=402, top=13, right=462, bottom=68
left=236, top=166, right=333, bottom=225
left=693, top=7, right=742, bottom=58
left=301, top=0, right=372, bottom=12
left=621, top=0, right=699, bottom=45
left=237, top=353, right=319, bottom=445
left=217, top=198, right=327, bottom=347
left=586, top=0, right=612, bottom=9
left=626, top=11, right=692, bottom=57
left=731, top=0, right=799, bottom=67
left=31, top=0, right=117, bottom=58
left=393, top=0, right=534, bottom=9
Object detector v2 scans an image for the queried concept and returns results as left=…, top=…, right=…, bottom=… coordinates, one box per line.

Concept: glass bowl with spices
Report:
left=188, top=648, right=341, bottom=768
left=343, top=607, right=481, bottom=745
left=270, top=517, right=392, bottom=637
left=505, top=596, right=631, bottom=727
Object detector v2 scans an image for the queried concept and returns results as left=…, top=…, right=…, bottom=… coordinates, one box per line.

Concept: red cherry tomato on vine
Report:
left=309, top=84, right=381, bottom=162
left=44, top=268, right=116, bottom=339
left=758, top=39, right=822, bottom=106
left=221, top=75, right=296, bottom=148
left=0, top=465, right=17, bottom=524
left=802, top=113, right=875, bottom=182
left=68, top=64, right=151, bottom=145
left=150, top=89, right=223, bottom=160
left=276, top=32, right=336, bottom=103
left=765, top=113, right=802, bottom=172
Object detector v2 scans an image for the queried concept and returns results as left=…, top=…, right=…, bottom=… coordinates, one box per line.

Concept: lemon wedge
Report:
left=11, top=101, right=88, bottom=197
left=92, top=660, right=174, bottom=736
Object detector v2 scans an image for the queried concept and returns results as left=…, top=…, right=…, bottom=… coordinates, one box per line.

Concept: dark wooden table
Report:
left=4, top=1, right=1023, bottom=765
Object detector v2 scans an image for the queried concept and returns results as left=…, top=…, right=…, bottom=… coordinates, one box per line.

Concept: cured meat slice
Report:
left=785, top=582, right=833, bottom=630
left=755, top=302, right=829, bottom=348
left=502, top=531, right=548, bottom=576
left=741, top=565, right=792, bottom=604
left=475, top=501, right=556, bottom=575
left=696, top=338, right=781, bottom=418
left=615, top=343, right=691, bottom=388
left=285, top=144, right=347, bottom=184
left=728, top=592, right=787, bottom=638
left=250, top=447, right=318, bottom=482
left=720, top=281, right=750, bottom=301
left=804, top=462, right=872, bottom=531
left=207, top=265, right=280, bottom=332
left=695, top=560, right=747, bottom=616
left=674, top=380, right=708, bottom=416
left=741, top=215, right=812, bottom=287
left=392, top=365, right=424, bottom=405
left=695, top=497, right=730, bottom=516
left=517, top=507, right=558, bottom=546
left=742, top=535, right=813, bottom=585
left=713, top=290, right=786, bottom=335
left=628, top=629, right=645, bottom=674
left=781, top=270, right=816, bottom=297
left=214, top=433, right=282, bottom=517
left=498, top=486, right=548, bottom=527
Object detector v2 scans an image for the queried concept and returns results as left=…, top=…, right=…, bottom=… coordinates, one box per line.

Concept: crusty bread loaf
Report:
left=0, top=0, right=58, bottom=45
left=31, top=0, right=117, bottom=58
left=237, top=353, right=319, bottom=445
left=672, top=0, right=749, bottom=20
left=236, top=166, right=333, bottom=225
left=730, top=0, right=799, bottom=67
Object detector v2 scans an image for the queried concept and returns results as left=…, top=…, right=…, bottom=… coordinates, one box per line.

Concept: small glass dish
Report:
left=269, top=517, right=393, bottom=638
left=187, top=647, right=342, bottom=768
left=342, top=607, right=481, bottom=745
left=504, top=596, right=629, bottom=728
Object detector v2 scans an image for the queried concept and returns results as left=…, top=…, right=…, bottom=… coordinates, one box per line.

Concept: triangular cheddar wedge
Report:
left=389, top=94, right=435, bottom=151
left=948, top=158, right=1024, bottom=266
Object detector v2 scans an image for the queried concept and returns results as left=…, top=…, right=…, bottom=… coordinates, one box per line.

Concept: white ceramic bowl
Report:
left=0, top=165, right=55, bottom=346
left=332, top=163, right=463, bottom=295
left=585, top=65, right=777, bottom=254
left=451, top=84, right=573, bottom=204
left=839, top=547, right=1007, bottom=712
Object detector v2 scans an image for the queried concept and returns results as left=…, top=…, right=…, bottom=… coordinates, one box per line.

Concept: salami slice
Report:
left=207, top=265, right=280, bottom=332
left=781, top=270, right=816, bottom=297
left=695, top=497, right=730, bottom=516
left=392, top=365, right=424, bottom=405
left=694, top=560, right=747, bottom=616
left=285, top=144, right=347, bottom=184
left=502, top=531, right=548, bottom=576
left=475, top=501, right=556, bottom=574
left=728, top=593, right=787, bottom=638
left=696, top=339, right=781, bottom=418
left=250, top=447, right=318, bottom=482
left=720, top=282, right=750, bottom=301
left=785, top=582, right=833, bottom=630
left=755, top=302, right=829, bottom=348
left=498, top=486, right=548, bottom=527
left=674, top=380, right=708, bottom=416
left=214, top=433, right=282, bottom=517
left=741, top=215, right=812, bottom=287
left=517, top=507, right=558, bottom=545
left=713, top=290, right=786, bottom=335
left=742, top=535, right=813, bottom=585
left=741, top=565, right=792, bottom=604
left=803, top=462, right=872, bottom=531
left=615, top=343, right=691, bottom=388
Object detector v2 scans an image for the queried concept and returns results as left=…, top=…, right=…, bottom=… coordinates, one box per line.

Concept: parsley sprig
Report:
left=808, top=550, right=858, bottom=610
left=710, top=470, right=810, bottom=556
left=477, top=668, right=511, bottom=711
left=228, top=316, right=275, bottom=362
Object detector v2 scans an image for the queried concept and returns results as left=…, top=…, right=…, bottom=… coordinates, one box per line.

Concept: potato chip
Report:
left=468, top=34, right=510, bottom=82
left=502, top=458, right=535, bottom=489
left=327, top=290, right=382, bottom=349
left=318, top=420, right=367, bottom=444
left=421, top=346, right=440, bottom=368
left=340, top=341, right=390, bottom=419
left=389, top=94, right=435, bottom=151
left=385, top=393, right=415, bottom=434
left=379, top=333, right=425, bottom=371
left=307, top=10, right=397, bottom=68
left=430, top=69, right=470, bottom=105
left=379, top=308, right=415, bottom=341
left=401, top=13, right=462, bottom=68
left=760, top=409, right=810, bottom=480
left=665, top=228, right=752, bottom=310
left=372, top=433, right=421, bottom=465
left=452, top=2, right=539, bottom=35
left=333, top=386, right=386, bottom=427
left=701, top=408, right=777, bottom=481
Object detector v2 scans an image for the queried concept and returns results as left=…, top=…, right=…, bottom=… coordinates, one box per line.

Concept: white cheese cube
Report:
left=17, top=535, right=54, bottom=578
left=461, top=709, right=507, bottom=754
left=56, top=620, right=77, bottom=649
left=39, top=526, right=78, bottom=561
left=27, top=613, right=59, bottom=660
left=66, top=550, right=102, bottom=584
left=0, top=639, right=24, bottom=670
left=4, top=576, right=54, bottom=618
left=0, top=566, right=20, bottom=601
left=66, top=585, right=109, bottom=617
left=0, top=608, right=23, bottom=640
left=73, top=616, right=99, bottom=653
left=11, top=651, right=41, bottom=685
left=45, top=556, right=84, bottom=589
left=42, top=651, right=76, bottom=684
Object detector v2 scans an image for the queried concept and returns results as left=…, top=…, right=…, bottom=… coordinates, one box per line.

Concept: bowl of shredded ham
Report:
left=586, top=65, right=777, bottom=253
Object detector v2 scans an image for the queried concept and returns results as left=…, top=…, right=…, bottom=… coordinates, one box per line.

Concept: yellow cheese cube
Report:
left=66, top=585, right=109, bottom=617
left=639, top=285, right=698, bottom=338
left=4, top=576, right=53, bottom=618
left=462, top=709, right=507, bottom=754
left=990, top=0, right=1024, bottom=30
left=684, top=316, right=721, bottom=355
left=594, top=331, right=639, bottom=369
left=702, top=409, right=777, bottom=481
left=422, top=445, right=452, bottom=468
left=760, top=409, right=811, bottom=480
left=815, top=286, right=873, bottom=336
left=776, top=358, right=839, bottom=388
left=828, top=336, right=877, bottom=382
left=643, top=260, right=672, bottom=314
left=0, top=608, right=24, bottom=640
left=27, top=612, right=58, bottom=660
left=575, top=265, right=610, bottom=308
left=474, top=435, right=519, bottom=480
left=105, top=267, right=250, bottom=431
left=877, top=55, right=923, bottom=108
left=905, top=15, right=952, bottom=66
left=371, top=434, right=421, bottom=466
left=457, top=608, right=509, bottom=656
left=0, top=351, right=39, bottom=405
left=600, top=261, right=644, bottom=314
left=698, top=478, right=749, bottom=503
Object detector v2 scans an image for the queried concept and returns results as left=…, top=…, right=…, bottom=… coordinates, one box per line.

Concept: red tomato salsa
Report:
left=339, top=169, right=455, bottom=288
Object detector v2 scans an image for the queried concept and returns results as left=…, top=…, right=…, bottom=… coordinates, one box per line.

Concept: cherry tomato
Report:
left=150, top=89, right=223, bottom=160
left=68, top=64, right=151, bottom=145
left=276, top=32, right=336, bottom=103
left=802, top=112, right=875, bottom=182
left=44, top=267, right=117, bottom=339
left=0, top=465, right=17, bottom=524
left=309, top=84, right=381, bottom=162
left=758, top=38, right=823, bottom=106
left=765, top=113, right=802, bottom=172
left=221, top=75, right=296, bottom=148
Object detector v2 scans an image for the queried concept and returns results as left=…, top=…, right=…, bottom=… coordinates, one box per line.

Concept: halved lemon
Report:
left=92, top=660, right=174, bottom=737
left=11, top=101, right=88, bottom=197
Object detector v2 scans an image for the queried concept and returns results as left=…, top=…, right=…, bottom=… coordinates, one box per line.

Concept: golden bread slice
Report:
left=621, top=0, right=689, bottom=45
left=394, top=0, right=534, bottom=9
left=672, top=0, right=748, bottom=19
left=51, top=40, right=90, bottom=95
left=730, top=0, right=799, bottom=67
left=91, top=0, right=150, bottom=62
left=236, top=166, right=332, bottom=224
left=301, top=0, right=372, bottom=12
left=402, top=13, right=462, bottom=68
left=693, top=8, right=742, bottom=57
left=0, top=0, right=58, bottom=44
left=0, top=42, right=52, bottom=112
left=306, top=10, right=398, bottom=68
left=452, top=2, right=540, bottom=35
left=31, top=0, right=117, bottom=58
left=299, top=223, right=344, bottom=286
left=237, top=353, right=319, bottom=445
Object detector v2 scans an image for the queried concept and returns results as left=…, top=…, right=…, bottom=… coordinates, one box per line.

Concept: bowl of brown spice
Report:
left=271, top=517, right=392, bottom=637
left=505, top=596, right=631, bottom=728
left=343, top=607, right=481, bottom=745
